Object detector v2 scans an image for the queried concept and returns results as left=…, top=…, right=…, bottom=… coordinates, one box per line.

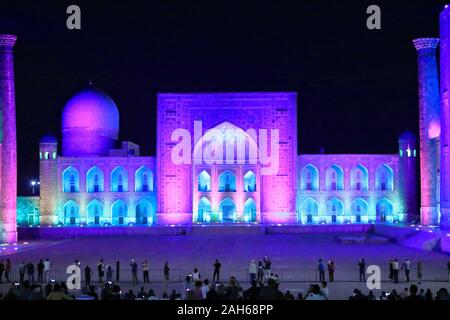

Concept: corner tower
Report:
left=39, top=135, right=58, bottom=225
left=398, top=131, right=418, bottom=222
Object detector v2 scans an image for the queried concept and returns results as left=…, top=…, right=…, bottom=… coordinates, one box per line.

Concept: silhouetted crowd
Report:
left=2, top=278, right=450, bottom=300
left=350, top=284, right=450, bottom=301
left=1, top=256, right=450, bottom=300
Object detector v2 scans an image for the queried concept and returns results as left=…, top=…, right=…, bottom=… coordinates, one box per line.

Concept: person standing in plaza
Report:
left=85, top=265, right=92, bottom=287
left=327, top=260, right=335, bottom=282
left=142, top=260, right=150, bottom=283
left=393, top=259, right=400, bottom=283
left=26, top=261, right=35, bottom=282
left=130, top=259, right=138, bottom=285
left=37, top=259, right=44, bottom=283
left=248, top=260, right=257, bottom=282
left=213, top=259, right=221, bottom=283
left=389, top=259, right=394, bottom=281
left=5, top=259, right=11, bottom=282
left=97, top=259, right=105, bottom=283
left=358, top=258, right=366, bottom=282
left=44, top=258, right=51, bottom=283
left=18, top=261, right=26, bottom=282
left=401, top=258, right=411, bottom=282
left=447, top=261, right=450, bottom=282
left=164, top=261, right=170, bottom=283
left=106, top=263, right=113, bottom=282
left=263, top=256, right=272, bottom=282
left=317, top=259, right=326, bottom=282
left=257, top=261, right=264, bottom=282
left=201, top=279, right=210, bottom=299
left=192, top=268, right=201, bottom=282
left=417, top=261, right=423, bottom=284
left=0, top=260, right=4, bottom=283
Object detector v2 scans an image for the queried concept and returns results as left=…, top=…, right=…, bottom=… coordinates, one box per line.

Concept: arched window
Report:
left=326, top=198, right=344, bottom=223
left=197, top=170, right=211, bottom=192
left=135, top=199, right=154, bottom=225
left=111, top=200, right=128, bottom=225
left=219, top=198, right=236, bottom=222
left=218, top=171, right=236, bottom=192
left=300, top=198, right=319, bottom=223
left=350, top=165, right=369, bottom=191
left=326, top=165, right=344, bottom=191
left=244, top=198, right=257, bottom=222
left=111, top=166, right=128, bottom=192
left=376, top=198, right=394, bottom=222
left=197, top=197, right=212, bottom=222
left=86, top=200, right=104, bottom=225
left=351, top=198, right=369, bottom=223
left=375, top=164, right=394, bottom=191
left=44, top=152, right=49, bottom=160
left=63, top=200, right=80, bottom=225
left=301, top=165, right=319, bottom=191
left=62, top=166, right=80, bottom=193
left=39, top=152, right=42, bottom=160
left=86, top=166, right=104, bottom=193
left=243, top=171, right=256, bottom=192
left=52, top=152, right=57, bottom=159
left=135, top=166, right=153, bottom=192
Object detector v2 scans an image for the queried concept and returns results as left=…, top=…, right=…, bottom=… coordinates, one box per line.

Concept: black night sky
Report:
left=0, top=0, right=446, bottom=195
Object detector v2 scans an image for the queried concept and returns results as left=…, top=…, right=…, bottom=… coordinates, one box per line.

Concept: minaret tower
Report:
left=440, top=5, right=450, bottom=228
left=413, top=38, right=441, bottom=226
left=0, top=34, right=18, bottom=243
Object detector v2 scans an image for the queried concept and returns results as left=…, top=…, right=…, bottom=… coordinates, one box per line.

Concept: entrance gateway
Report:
left=157, top=93, right=298, bottom=225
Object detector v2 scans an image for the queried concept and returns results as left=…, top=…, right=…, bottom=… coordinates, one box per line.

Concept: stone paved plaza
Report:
left=1, top=233, right=450, bottom=299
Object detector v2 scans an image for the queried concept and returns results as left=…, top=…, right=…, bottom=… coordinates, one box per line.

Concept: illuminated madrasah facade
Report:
left=21, top=91, right=413, bottom=228
left=24, top=88, right=413, bottom=228
left=0, top=6, right=449, bottom=242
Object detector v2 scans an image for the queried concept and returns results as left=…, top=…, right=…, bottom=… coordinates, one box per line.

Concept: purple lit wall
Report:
left=440, top=6, right=450, bottom=228
left=0, top=34, right=18, bottom=243
left=297, top=154, right=403, bottom=224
